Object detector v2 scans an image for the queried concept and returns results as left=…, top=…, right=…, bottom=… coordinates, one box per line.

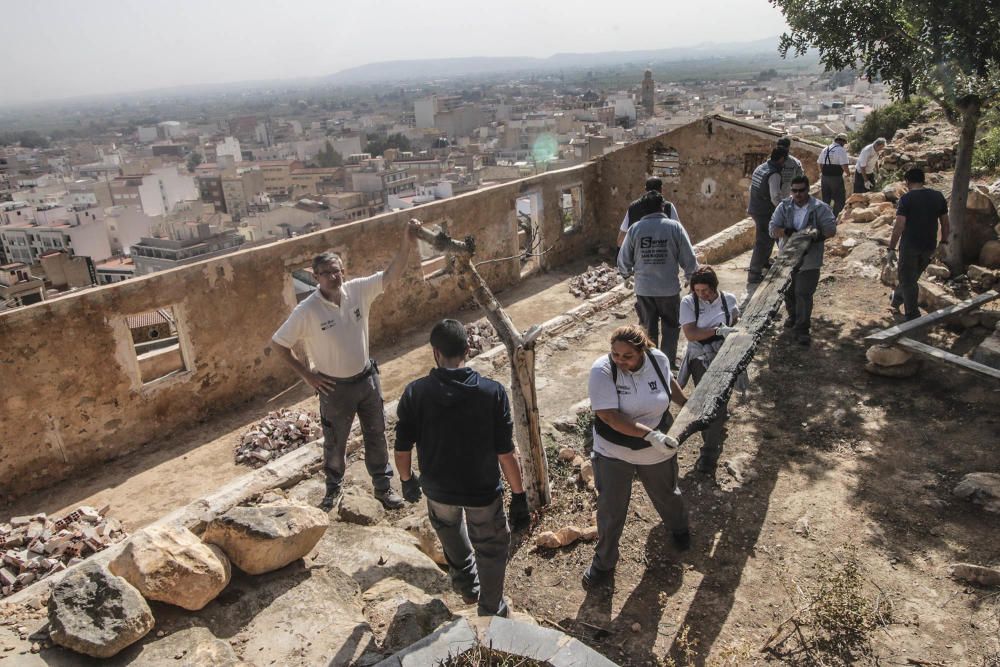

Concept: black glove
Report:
left=401, top=475, right=422, bottom=503
left=508, top=492, right=530, bottom=531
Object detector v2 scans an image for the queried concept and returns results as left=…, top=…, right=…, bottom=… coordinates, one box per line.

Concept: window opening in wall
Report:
left=650, top=145, right=680, bottom=183
left=418, top=219, right=453, bottom=279
left=515, top=192, right=543, bottom=278
left=744, top=152, right=768, bottom=177
left=127, top=306, right=187, bottom=384
left=561, top=186, right=583, bottom=234
left=290, top=267, right=317, bottom=303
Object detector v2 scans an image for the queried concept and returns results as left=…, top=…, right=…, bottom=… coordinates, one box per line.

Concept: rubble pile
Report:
left=882, top=125, right=958, bottom=173
left=0, top=506, right=126, bottom=598
left=466, top=321, right=499, bottom=357
left=569, top=263, right=623, bottom=299
left=234, top=409, right=319, bottom=467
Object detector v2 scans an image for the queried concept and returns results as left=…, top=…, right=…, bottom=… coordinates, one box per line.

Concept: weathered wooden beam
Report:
left=666, top=229, right=816, bottom=445
left=895, top=337, right=1000, bottom=382
left=864, top=290, right=999, bottom=345
left=412, top=220, right=551, bottom=509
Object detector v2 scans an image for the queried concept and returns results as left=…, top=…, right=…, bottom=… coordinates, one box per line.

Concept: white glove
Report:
left=715, top=325, right=738, bottom=338
left=643, top=430, right=679, bottom=457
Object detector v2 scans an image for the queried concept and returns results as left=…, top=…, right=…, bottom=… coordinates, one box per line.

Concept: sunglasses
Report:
left=791, top=188, right=808, bottom=193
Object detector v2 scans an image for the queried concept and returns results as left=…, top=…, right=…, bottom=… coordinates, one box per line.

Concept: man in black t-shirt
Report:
left=888, top=168, right=950, bottom=320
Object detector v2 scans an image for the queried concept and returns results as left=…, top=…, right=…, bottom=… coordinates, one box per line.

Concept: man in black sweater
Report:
left=394, top=319, right=530, bottom=617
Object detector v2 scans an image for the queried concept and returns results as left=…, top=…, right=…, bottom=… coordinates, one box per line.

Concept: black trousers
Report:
left=784, top=268, right=821, bottom=335
left=635, top=294, right=681, bottom=369
left=892, top=247, right=934, bottom=320
left=820, top=174, right=846, bottom=217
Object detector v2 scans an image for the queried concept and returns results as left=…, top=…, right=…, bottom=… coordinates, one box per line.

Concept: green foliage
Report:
left=186, top=151, right=203, bottom=172
left=973, top=126, right=1000, bottom=174
left=0, top=130, right=50, bottom=149
left=315, top=141, right=343, bottom=168
left=365, top=132, right=412, bottom=157
left=849, top=97, right=927, bottom=152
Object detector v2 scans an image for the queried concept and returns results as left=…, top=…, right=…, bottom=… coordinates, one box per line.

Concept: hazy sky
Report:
left=3, top=0, right=789, bottom=105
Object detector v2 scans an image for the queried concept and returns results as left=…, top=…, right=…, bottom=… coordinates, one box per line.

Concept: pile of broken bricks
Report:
left=466, top=320, right=499, bottom=358
left=569, top=263, right=623, bottom=299
left=234, top=408, right=319, bottom=467
left=0, top=506, right=126, bottom=598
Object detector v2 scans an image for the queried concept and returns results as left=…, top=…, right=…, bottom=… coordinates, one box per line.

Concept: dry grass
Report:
left=437, top=644, right=550, bottom=667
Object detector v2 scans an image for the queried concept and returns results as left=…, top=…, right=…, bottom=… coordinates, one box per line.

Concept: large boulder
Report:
left=127, top=626, right=248, bottom=666
left=48, top=562, right=155, bottom=658
left=396, top=512, right=446, bottom=566
left=972, top=332, right=1000, bottom=369
left=953, top=473, right=1000, bottom=514
left=339, top=492, right=386, bottom=526
left=864, top=358, right=921, bottom=378
left=203, top=503, right=329, bottom=575
left=109, top=525, right=231, bottom=611
left=362, top=578, right=453, bottom=652
left=980, top=240, right=1000, bottom=269
left=866, top=345, right=912, bottom=367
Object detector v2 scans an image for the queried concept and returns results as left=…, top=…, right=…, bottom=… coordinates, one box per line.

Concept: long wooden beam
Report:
left=895, top=337, right=1000, bottom=382
left=864, top=290, right=999, bottom=345
left=666, top=229, right=816, bottom=445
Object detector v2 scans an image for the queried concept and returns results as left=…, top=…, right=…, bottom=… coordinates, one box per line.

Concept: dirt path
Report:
left=0, top=256, right=606, bottom=531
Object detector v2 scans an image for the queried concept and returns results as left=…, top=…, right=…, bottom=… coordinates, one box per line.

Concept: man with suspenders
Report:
left=817, top=134, right=851, bottom=217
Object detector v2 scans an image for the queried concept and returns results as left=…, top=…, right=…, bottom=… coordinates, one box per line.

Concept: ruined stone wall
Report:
left=0, top=118, right=795, bottom=498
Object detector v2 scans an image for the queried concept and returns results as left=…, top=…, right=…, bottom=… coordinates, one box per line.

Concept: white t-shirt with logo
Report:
left=588, top=348, right=674, bottom=465
left=272, top=272, right=384, bottom=378
left=679, top=292, right=739, bottom=329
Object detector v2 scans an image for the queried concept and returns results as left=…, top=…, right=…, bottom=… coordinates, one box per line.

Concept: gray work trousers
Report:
left=690, top=359, right=726, bottom=465
left=591, top=451, right=689, bottom=572
left=821, top=174, right=846, bottom=217
left=892, top=247, right=934, bottom=320
left=317, top=371, right=392, bottom=491
left=747, top=212, right=776, bottom=285
left=635, top=294, right=681, bottom=369
left=426, top=496, right=510, bottom=616
left=784, top=268, right=821, bottom=335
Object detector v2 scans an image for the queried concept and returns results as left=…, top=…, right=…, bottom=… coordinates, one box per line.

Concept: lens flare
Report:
left=532, top=133, right=558, bottom=165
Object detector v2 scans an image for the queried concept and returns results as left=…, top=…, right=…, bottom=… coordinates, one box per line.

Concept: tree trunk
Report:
left=944, top=98, right=981, bottom=273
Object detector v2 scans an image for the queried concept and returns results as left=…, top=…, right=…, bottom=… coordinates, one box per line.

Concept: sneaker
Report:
left=672, top=530, right=691, bottom=551
left=582, top=564, right=614, bottom=588
left=796, top=333, right=812, bottom=346
left=319, top=485, right=342, bottom=512
left=374, top=487, right=405, bottom=510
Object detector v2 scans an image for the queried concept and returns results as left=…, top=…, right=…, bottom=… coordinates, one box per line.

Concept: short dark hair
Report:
left=790, top=175, right=810, bottom=189
left=690, top=265, right=719, bottom=291
left=645, top=176, right=663, bottom=192
left=776, top=136, right=792, bottom=149
left=312, top=251, right=343, bottom=273
left=770, top=146, right=789, bottom=162
left=430, top=319, right=469, bottom=358
left=904, top=167, right=925, bottom=184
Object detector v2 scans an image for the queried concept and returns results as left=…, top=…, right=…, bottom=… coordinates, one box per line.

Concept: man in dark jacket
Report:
left=616, top=177, right=681, bottom=250
left=394, top=319, right=530, bottom=617
left=746, top=146, right=788, bottom=292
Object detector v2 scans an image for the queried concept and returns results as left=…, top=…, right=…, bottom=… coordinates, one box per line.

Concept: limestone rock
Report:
left=953, top=473, right=1000, bottom=513
left=851, top=207, right=879, bottom=223
left=287, top=477, right=327, bottom=506
left=128, top=626, right=247, bottom=666
left=967, top=185, right=995, bottom=212
left=579, top=460, right=594, bottom=484
left=535, top=532, right=562, bottom=549
left=558, top=447, right=579, bottom=462
left=871, top=213, right=895, bottom=229
left=926, top=264, right=951, bottom=279
left=339, top=492, right=386, bottom=526
left=950, top=563, right=1000, bottom=587
left=846, top=193, right=868, bottom=207
left=580, top=525, right=598, bottom=542
left=48, top=562, right=155, bottom=658
left=867, top=192, right=887, bottom=204
left=866, top=345, right=912, bottom=368
left=967, top=265, right=997, bottom=286
left=552, top=416, right=578, bottom=433
left=972, top=332, right=1000, bottom=369
left=555, top=526, right=583, bottom=546
left=980, top=240, right=1000, bottom=269
left=203, top=503, right=329, bottom=575
left=109, top=524, right=231, bottom=611
left=864, top=358, right=921, bottom=378
left=396, top=512, right=446, bottom=566
left=362, top=578, right=453, bottom=652
left=724, top=453, right=758, bottom=484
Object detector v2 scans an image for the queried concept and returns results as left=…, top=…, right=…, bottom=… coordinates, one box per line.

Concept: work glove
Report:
left=715, top=325, right=738, bottom=338
left=643, top=430, right=679, bottom=457
left=886, top=248, right=897, bottom=265
left=401, top=475, right=422, bottom=503
left=508, top=492, right=530, bottom=531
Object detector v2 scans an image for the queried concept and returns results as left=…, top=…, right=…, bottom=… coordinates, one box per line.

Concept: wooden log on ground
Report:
left=864, top=290, right=999, bottom=345
left=895, top=337, right=1000, bottom=382
left=412, top=221, right=551, bottom=508
left=666, top=230, right=816, bottom=445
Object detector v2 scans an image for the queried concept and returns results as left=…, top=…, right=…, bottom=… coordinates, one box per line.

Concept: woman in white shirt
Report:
left=678, top=266, right=742, bottom=475
left=583, top=324, right=689, bottom=588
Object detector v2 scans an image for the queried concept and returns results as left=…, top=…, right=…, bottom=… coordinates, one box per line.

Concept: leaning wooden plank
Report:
left=666, top=229, right=816, bottom=446
left=895, top=337, right=1000, bottom=382
left=864, top=290, right=999, bottom=345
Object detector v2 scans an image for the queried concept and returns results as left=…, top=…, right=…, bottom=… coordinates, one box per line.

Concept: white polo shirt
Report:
left=272, top=272, right=384, bottom=378
left=818, top=143, right=850, bottom=166
left=855, top=143, right=879, bottom=174
left=588, top=349, right=674, bottom=465
left=679, top=292, right=739, bottom=329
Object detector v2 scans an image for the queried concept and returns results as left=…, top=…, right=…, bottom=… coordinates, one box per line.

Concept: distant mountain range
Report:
left=324, top=37, right=787, bottom=84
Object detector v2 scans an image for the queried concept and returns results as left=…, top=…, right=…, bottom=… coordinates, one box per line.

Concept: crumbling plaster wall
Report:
left=0, top=118, right=795, bottom=498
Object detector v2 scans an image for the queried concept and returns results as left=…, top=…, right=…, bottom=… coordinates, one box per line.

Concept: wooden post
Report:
left=413, top=222, right=551, bottom=509
left=666, top=229, right=816, bottom=445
